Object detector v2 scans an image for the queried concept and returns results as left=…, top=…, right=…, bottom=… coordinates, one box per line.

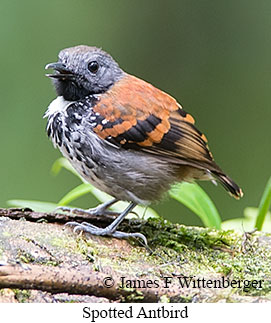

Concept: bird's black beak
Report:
left=45, top=62, right=74, bottom=79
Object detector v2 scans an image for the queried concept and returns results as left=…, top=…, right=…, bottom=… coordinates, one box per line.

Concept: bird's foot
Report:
left=65, top=221, right=148, bottom=246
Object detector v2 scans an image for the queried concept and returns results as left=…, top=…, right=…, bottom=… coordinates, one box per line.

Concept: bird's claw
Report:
left=64, top=221, right=148, bottom=246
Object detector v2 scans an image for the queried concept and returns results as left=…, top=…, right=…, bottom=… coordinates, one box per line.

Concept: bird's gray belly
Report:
left=59, top=130, right=176, bottom=204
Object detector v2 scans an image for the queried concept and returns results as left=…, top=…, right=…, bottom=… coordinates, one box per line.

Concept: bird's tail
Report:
left=212, top=171, right=243, bottom=199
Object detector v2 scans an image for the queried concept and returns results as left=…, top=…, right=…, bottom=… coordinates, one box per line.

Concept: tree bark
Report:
left=0, top=208, right=270, bottom=303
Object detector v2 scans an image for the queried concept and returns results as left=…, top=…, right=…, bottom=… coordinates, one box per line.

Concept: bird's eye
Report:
left=88, top=61, right=99, bottom=74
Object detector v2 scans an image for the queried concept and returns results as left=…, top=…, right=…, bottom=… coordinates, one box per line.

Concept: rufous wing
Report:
left=91, top=74, right=243, bottom=199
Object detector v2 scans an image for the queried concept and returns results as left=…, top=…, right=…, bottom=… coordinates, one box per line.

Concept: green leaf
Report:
left=7, top=199, right=58, bottom=213
left=222, top=207, right=271, bottom=232
left=169, top=182, right=221, bottom=229
left=51, top=157, right=83, bottom=180
left=57, top=183, right=94, bottom=206
left=255, top=176, right=271, bottom=231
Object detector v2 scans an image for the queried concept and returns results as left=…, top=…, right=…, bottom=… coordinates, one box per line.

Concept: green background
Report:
left=0, top=0, right=270, bottom=226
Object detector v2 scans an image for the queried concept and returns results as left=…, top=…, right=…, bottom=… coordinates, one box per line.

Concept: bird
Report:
left=44, top=45, right=243, bottom=245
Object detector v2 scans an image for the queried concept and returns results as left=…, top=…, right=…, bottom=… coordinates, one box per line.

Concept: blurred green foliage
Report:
left=1, top=0, right=270, bottom=226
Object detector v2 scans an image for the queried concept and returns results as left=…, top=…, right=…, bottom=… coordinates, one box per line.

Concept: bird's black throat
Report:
left=52, top=78, right=91, bottom=101
left=52, top=78, right=111, bottom=101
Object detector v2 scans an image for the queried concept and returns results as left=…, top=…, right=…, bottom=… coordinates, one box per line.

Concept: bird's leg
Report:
left=65, top=202, right=148, bottom=246
left=55, top=198, right=119, bottom=217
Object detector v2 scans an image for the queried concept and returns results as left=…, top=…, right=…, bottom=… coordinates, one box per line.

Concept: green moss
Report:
left=16, top=249, right=36, bottom=264
left=114, top=216, right=271, bottom=298
left=74, top=236, right=96, bottom=263
left=13, top=289, right=31, bottom=303
left=1, top=231, right=11, bottom=238
left=169, top=295, right=193, bottom=303
left=50, top=237, right=71, bottom=249
left=122, top=289, right=144, bottom=302
left=159, top=295, right=170, bottom=303
left=16, top=249, right=58, bottom=266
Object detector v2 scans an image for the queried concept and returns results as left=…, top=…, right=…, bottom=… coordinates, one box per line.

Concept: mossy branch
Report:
left=0, top=208, right=271, bottom=303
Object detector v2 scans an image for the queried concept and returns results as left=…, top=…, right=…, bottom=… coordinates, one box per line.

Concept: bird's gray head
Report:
left=45, top=45, right=124, bottom=101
